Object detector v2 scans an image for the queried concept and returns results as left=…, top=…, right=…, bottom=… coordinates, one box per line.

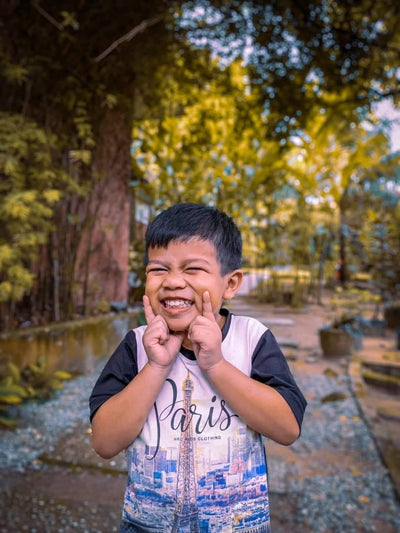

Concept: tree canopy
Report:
left=1, top=0, right=399, bottom=329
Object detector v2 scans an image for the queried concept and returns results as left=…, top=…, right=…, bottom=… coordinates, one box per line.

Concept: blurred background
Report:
left=0, top=1, right=400, bottom=530
left=1, top=0, right=399, bottom=335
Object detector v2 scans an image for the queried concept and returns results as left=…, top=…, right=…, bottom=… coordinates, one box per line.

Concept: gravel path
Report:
left=270, top=366, right=400, bottom=532
left=0, top=302, right=399, bottom=532
left=0, top=362, right=102, bottom=472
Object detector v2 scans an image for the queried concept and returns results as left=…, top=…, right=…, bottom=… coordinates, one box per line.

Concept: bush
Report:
left=252, top=269, right=311, bottom=308
left=0, top=358, right=72, bottom=429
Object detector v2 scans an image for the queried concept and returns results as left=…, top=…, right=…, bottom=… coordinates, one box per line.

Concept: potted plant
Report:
left=319, top=287, right=381, bottom=357
left=319, top=313, right=362, bottom=357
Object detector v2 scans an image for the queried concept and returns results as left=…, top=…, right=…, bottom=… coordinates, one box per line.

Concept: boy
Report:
left=89, top=203, right=307, bottom=532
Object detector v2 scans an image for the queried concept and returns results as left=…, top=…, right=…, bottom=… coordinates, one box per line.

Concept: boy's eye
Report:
left=146, top=267, right=167, bottom=274
left=186, top=267, right=203, bottom=272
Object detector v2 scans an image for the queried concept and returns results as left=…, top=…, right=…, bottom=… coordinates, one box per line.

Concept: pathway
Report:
left=0, top=295, right=399, bottom=532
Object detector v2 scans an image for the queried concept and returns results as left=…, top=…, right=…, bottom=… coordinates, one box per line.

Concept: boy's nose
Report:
left=162, top=272, right=186, bottom=289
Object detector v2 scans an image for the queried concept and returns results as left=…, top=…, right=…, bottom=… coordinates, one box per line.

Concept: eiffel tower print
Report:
left=172, top=372, right=200, bottom=533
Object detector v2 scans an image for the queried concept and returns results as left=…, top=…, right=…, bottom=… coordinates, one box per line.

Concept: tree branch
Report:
left=32, top=1, right=64, bottom=31
left=93, top=16, right=163, bottom=63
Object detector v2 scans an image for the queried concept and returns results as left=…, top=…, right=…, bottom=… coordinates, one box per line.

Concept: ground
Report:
left=0, top=294, right=399, bottom=532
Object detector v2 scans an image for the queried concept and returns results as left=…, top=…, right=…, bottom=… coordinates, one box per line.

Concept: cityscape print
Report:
left=123, top=372, right=271, bottom=532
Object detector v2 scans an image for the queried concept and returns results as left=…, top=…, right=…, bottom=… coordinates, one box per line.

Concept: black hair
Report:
left=145, top=203, right=242, bottom=275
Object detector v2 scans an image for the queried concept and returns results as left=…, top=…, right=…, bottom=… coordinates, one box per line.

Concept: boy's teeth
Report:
left=164, top=300, right=191, bottom=308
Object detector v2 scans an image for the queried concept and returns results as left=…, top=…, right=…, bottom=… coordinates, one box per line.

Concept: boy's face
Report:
left=145, top=238, right=242, bottom=336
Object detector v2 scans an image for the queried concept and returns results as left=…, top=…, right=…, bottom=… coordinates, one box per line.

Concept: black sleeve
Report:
left=251, top=329, right=307, bottom=431
left=89, top=329, right=139, bottom=422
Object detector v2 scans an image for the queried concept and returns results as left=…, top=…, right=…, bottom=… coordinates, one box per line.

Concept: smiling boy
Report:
left=89, top=203, right=307, bottom=532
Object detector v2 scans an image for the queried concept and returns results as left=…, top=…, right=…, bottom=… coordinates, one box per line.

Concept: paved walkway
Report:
left=228, top=296, right=400, bottom=532
left=0, top=295, right=399, bottom=532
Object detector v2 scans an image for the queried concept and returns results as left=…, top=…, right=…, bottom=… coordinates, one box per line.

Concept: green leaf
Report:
left=52, top=370, right=72, bottom=380
left=0, top=383, right=27, bottom=396
left=25, top=386, right=37, bottom=397
left=0, top=394, right=23, bottom=404
left=7, top=362, right=21, bottom=383
left=27, top=363, right=44, bottom=375
left=48, top=378, right=64, bottom=391
left=0, top=376, right=13, bottom=387
left=0, top=282, right=12, bottom=302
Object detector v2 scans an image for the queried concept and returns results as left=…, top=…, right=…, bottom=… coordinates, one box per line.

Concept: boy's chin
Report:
left=167, top=325, right=190, bottom=335
left=164, top=317, right=191, bottom=334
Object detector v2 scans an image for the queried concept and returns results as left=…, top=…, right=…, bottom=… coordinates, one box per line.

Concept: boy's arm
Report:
left=91, top=361, right=171, bottom=459
left=91, top=296, right=184, bottom=459
left=190, top=292, right=303, bottom=445
left=205, top=359, right=300, bottom=445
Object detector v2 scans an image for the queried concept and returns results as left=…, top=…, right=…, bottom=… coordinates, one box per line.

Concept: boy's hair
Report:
left=145, top=203, right=242, bottom=275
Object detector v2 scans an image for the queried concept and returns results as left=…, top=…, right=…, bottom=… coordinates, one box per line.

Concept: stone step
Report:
left=276, top=337, right=299, bottom=349
left=261, top=317, right=296, bottom=326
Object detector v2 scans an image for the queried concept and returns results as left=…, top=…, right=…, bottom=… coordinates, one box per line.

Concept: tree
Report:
left=1, top=1, right=181, bottom=324
left=184, top=0, right=400, bottom=136
left=0, top=113, right=70, bottom=328
left=133, top=58, right=262, bottom=203
left=1, top=0, right=400, bottom=328
left=276, top=100, right=400, bottom=288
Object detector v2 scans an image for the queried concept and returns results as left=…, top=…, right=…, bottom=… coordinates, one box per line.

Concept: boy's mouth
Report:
left=162, top=299, right=193, bottom=309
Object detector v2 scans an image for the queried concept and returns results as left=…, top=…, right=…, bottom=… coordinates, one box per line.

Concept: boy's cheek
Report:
left=145, top=294, right=159, bottom=315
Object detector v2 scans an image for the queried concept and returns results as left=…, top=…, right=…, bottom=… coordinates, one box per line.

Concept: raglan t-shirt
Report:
left=89, top=310, right=307, bottom=532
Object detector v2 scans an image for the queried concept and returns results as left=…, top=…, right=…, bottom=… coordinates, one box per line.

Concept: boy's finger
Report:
left=202, top=291, right=216, bottom=321
left=143, top=295, right=156, bottom=324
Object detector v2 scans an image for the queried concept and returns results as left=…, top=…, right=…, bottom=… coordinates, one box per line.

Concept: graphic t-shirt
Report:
left=90, top=311, right=307, bottom=532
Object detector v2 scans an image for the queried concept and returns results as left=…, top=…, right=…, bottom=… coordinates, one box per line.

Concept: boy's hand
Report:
left=142, top=295, right=184, bottom=369
left=188, top=291, right=223, bottom=372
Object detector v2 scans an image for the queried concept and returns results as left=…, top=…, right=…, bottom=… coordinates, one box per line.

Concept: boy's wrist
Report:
left=201, top=355, right=226, bottom=378
left=146, top=359, right=174, bottom=376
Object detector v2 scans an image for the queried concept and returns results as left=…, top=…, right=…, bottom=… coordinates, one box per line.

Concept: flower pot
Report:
left=384, top=306, right=400, bottom=329
left=319, top=328, right=354, bottom=357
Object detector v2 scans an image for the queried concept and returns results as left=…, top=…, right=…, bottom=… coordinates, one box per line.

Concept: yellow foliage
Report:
left=11, top=285, right=27, bottom=302
left=7, top=362, right=21, bottom=383
left=69, top=149, right=92, bottom=164
left=271, top=270, right=310, bottom=281
left=48, top=378, right=64, bottom=391
left=52, top=370, right=72, bottom=380
left=0, top=282, right=12, bottom=302
left=3, top=157, right=16, bottom=176
left=43, top=189, right=62, bottom=204
left=3, top=196, right=31, bottom=220
left=0, top=245, right=14, bottom=268
left=103, top=93, right=118, bottom=109
left=15, top=232, right=47, bottom=248
left=0, top=394, right=23, bottom=404
left=7, top=265, right=34, bottom=287
left=95, top=299, right=111, bottom=313
left=0, top=112, right=70, bottom=306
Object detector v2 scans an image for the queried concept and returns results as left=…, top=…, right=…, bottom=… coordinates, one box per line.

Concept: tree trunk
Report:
left=316, top=240, right=330, bottom=305
left=74, top=108, right=132, bottom=313
left=339, top=192, right=349, bottom=285
left=51, top=231, right=60, bottom=322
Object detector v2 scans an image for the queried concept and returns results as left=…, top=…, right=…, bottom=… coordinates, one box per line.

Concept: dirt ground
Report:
left=0, top=294, right=399, bottom=532
left=229, top=295, right=400, bottom=498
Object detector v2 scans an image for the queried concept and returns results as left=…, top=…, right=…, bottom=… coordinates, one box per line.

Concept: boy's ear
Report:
left=223, top=270, right=244, bottom=300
